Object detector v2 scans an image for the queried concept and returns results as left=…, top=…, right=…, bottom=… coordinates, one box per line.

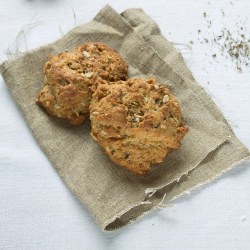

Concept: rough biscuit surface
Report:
left=90, top=78, right=188, bottom=175
left=37, top=42, right=128, bottom=125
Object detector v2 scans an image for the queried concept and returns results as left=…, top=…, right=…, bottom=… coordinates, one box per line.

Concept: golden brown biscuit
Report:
left=90, top=78, right=188, bottom=175
left=36, top=42, right=128, bottom=125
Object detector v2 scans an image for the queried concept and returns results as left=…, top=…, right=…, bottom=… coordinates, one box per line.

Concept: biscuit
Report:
left=36, top=42, right=128, bottom=125
left=90, top=78, right=188, bottom=175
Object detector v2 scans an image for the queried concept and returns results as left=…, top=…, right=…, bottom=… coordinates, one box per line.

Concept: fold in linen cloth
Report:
left=1, top=5, right=249, bottom=231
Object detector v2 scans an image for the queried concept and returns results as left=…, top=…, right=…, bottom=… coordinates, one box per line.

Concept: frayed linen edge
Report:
left=103, top=154, right=250, bottom=231
left=169, top=155, right=250, bottom=203
left=102, top=138, right=228, bottom=231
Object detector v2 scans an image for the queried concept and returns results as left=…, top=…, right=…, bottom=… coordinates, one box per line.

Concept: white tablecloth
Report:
left=0, top=0, right=249, bottom=249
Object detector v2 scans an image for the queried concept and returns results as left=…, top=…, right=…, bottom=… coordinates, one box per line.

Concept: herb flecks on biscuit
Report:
left=90, top=78, right=188, bottom=175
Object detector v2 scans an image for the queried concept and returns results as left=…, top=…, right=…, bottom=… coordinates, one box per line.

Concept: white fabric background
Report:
left=0, top=0, right=249, bottom=249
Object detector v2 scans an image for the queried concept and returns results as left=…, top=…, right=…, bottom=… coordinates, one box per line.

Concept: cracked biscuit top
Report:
left=90, top=78, right=188, bottom=175
left=36, top=42, right=128, bottom=125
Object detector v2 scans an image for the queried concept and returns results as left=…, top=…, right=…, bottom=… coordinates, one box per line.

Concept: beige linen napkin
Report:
left=0, top=5, right=249, bottom=231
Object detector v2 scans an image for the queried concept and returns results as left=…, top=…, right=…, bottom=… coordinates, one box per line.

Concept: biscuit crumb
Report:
left=240, top=215, right=246, bottom=222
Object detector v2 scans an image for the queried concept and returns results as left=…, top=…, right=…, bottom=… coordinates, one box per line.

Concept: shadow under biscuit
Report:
left=50, top=115, right=91, bottom=135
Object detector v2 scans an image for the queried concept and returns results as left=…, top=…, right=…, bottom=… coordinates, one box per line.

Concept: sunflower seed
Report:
left=82, top=72, right=93, bottom=78
left=83, top=51, right=90, bottom=57
left=163, top=95, right=170, bottom=103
